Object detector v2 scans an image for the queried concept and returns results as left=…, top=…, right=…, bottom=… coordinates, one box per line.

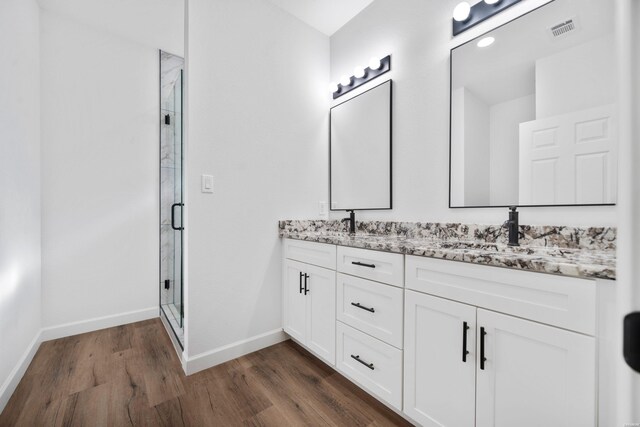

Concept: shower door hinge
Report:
left=164, top=279, right=171, bottom=290
left=164, top=114, right=171, bottom=125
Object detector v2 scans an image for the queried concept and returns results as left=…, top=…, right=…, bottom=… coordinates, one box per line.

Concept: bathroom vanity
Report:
left=280, top=221, right=615, bottom=426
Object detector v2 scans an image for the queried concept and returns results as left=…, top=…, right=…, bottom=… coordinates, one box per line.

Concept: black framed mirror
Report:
left=449, top=0, right=617, bottom=209
left=330, top=80, right=392, bottom=211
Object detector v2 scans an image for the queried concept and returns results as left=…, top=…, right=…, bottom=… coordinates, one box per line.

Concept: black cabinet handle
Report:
left=480, top=327, right=487, bottom=370
left=303, top=274, right=309, bottom=295
left=299, top=272, right=304, bottom=294
left=352, top=261, right=376, bottom=269
left=171, top=203, right=184, bottom=230
left=462, top=321, right=470, bottom=363
left=351, top=354, right=374, bottom=370
left=351, top=302, right=375, bottom=313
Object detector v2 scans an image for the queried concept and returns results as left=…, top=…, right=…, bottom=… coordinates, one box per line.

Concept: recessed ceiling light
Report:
left=477, top=36, right=495, bottom=48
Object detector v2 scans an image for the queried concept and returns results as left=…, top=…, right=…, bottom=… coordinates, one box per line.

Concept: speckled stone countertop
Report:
left=278, top=220, right=616, bottom=280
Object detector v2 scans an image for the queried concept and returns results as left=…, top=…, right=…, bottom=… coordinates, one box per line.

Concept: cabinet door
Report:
left=283, top=259, right=307, bottom=343
left=476, top=309, right=596, bottom=427
left=305, top=263, right=336, bottom=365
left=404, top=291, right=477, bottom=427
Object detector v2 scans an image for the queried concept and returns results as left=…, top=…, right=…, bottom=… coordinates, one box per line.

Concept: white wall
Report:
left=450, top=87, right=465, bottom=206
left=329, top=0, right=616, bottom=226
left=489, top=94, right=535, bottom=205
left=536, top=35, right=615, bottom=119
left=186, top=0, right=329, bottom=361
left=40, top=11, right=159, bottom=328
left=463, top=88, right=490, bottom=206
left=0, top=0, right=42, bottom=410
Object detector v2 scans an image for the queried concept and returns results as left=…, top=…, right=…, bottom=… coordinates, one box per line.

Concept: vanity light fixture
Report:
left=331, top=55, right=391, bottom=99
left=453, top=0, right=521, bottom=36
left=477, top=36, right=495, bottom=47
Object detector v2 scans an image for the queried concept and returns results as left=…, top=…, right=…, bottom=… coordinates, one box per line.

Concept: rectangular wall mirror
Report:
left=449, top=0, right=617, bottom=208
left=330, top=80, right=392, bottom=211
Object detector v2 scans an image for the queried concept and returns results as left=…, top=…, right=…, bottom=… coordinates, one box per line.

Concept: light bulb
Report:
left=453, top=2, right=471, bottom=22
left=329, top=82, right=339, bottom=93
left=368, top=57, right=382, bottom=70
left=484, top=0, right=501, bottom=4
left=354, top=66, right=366, bottom=79
left=477, top=36, right=495, bottom=48
left=340, top=75, right=352, bottom=86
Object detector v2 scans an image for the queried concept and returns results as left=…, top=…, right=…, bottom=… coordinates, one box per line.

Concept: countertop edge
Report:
left=279, top=233, right=616, bottom=281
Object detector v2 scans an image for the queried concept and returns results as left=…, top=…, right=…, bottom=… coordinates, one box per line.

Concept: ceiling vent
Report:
left=549, top=16, right=580, bottom=39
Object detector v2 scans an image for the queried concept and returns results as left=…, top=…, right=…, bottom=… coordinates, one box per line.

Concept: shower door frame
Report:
left=159, top=50, right=185, bottom=349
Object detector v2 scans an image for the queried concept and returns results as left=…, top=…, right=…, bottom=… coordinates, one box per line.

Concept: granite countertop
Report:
left=279, top=221, right=616, bottom=281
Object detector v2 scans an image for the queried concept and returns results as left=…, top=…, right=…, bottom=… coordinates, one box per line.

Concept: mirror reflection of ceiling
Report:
left=265, top=0, right=375, bottom=36
left=37, top=0, right=184, bottom=55
left=452, top=0, right=613, bottom=106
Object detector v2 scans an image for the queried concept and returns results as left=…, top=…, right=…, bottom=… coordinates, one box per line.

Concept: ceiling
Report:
left=452, top=0, right=613, bottom=106
left=265, top=0, right=375, bottom=36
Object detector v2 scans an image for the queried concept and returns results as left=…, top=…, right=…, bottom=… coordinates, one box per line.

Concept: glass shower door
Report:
left=160, top=51, right=184, bottom=346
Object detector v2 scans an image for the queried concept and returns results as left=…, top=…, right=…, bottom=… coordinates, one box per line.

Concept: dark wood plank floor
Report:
left=0, top=319, right=411, bottom=426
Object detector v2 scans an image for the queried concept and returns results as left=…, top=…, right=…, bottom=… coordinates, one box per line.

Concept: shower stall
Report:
left=160, top=51, right=184, bottom=346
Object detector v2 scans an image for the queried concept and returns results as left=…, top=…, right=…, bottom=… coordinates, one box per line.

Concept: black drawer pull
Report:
left=352, top=261, right=376, bottom=269
left=299, top=272, right=303, bottom=294
left=480, top=327, right=487, bottom=370
left=351, top=354, right=374, bottom=370
left=351, top=302, right=375, bottom=313
left=462, top=321, right=470, bottom=363
left=304, top=273, right=309, bottom=295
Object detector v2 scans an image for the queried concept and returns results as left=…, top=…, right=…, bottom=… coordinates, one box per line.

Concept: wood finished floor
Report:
left=0, top=319, right=411, bottom=426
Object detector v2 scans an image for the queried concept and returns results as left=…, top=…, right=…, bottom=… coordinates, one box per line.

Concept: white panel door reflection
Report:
left=519, top=105, right=617, bottom=205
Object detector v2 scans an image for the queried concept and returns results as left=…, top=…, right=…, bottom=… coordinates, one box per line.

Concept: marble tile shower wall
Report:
left=278, top=220, right=616, bottom=251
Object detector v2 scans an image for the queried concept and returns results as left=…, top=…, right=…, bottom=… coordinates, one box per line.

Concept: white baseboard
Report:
left=0, top=330, right=42, bottom=413
left=184, top=328, right=287, bottom=375
left=40, top=307, right=158, bottom=342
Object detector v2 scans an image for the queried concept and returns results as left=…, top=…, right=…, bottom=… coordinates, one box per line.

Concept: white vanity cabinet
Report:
left=403, top=291, right=477, bottom=427
left=404, top=256, right=597, bottom=427
left=282, top=238, right=601, bottom=426
left=283, top=240, right=337, bottom=366
left=334, top=246, right=405, bottom=410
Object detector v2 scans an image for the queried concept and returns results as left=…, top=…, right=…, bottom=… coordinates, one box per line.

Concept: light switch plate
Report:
left=319, top=201, right=328, bottom=218
left=201, top=175, right=214, bottom=193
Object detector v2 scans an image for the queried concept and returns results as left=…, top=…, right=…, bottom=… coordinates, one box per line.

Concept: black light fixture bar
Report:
left=453, top=0, right=522, bottom=36
left=333, top=55, right=391, bottom=100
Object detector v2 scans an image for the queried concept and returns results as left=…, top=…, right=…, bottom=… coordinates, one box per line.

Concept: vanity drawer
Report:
left=284, top=239, right=336, bottom=270
left=337, top=273, right=404, bottom=348
left=337, top=246, right=404, bottom=287
left=336, top=322, right=403, bottom=410
left=405, top=256, right=596, bottom=335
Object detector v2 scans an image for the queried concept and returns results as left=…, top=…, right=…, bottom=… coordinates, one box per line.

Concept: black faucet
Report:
left=342, top=210, right=356, bottom=235
left=506, top=206, right=520, bottom=246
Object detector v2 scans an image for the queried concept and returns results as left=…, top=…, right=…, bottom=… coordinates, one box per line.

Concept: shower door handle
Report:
left=171, top=203, right=184, bottom=231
